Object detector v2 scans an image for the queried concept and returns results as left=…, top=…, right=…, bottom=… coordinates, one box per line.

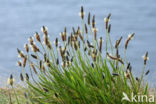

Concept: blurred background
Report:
left=0, top=0, right=156, bottom=87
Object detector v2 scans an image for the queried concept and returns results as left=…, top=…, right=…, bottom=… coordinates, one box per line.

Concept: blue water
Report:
left=0, top=0, right=156, bottom=87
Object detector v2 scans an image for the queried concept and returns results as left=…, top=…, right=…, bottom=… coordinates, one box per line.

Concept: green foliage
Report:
left=13, top=6, right=153, bottom=104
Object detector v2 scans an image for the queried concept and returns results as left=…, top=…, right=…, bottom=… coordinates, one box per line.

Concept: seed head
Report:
left=17, top=48, right=25, bottom=58
left=142, top=52, right=149, bottom=65
left=43, top=88, right=49, bottom=92
left=67, top=36, right=71, bottom=45
left=77, top=27, right=84, bottom=42
left=145, top=70, right=150, bottom=75
left=54, top=93, right=58, bottom=98
left=28, top=37, right=34, bottom=45
left=104, top=13, right=111, bottom=29
left=56, top=58, right=59, bottom=65
left=40, top=61, right=45, bottom=72
left=41, top=26, right=48, bottom=36
left=17, top=60, right=22, bottom=67
left=107, top=52, right=124, bottom=64
left=136, top=77, right=139, bottom=81
left=64, top=27, right=67, bottom=41
left=74, top=41, right=78, bottom=50
left=84, top=46, right=88, bottom=51
left=125, top=33, right=135, bottom=49
left=116, top=48, right=120, bottom=58
left=60, top=32, right=66, bottom=42
left=24, top=44, right=29, bottom=53
left=92, top=15, right=96, bottom=28
left=85, top=24, right=88, bottom=34
left=79, top=6, right=85, bottom=19
left=31, top=54, right=38, bottom=59
left=34, top=32, right=41, bottom=42
left=87, top=40, right=94, bottom=48
left=23, top=57, right=27, bottom=68
left=91, top=53, right=96, bottom=62
left=43, top=35, right=52, bottom=49
left=25, top=73, right=29, bottom=81
left=88, top=12, right=91, bottom=25
left=112, top=73, right=119, bottom=76
left=108, top=24, right=111, bottom=33
left=115, top=36, right=122, bottom=49
left=30, top=62, right=37, bottom=74
left=8, top=74, right=14, bottom=86
left=20, top=73, right=24, bottom=81
left=99, top=37, right=103, bottom=53
left=54, top=38, right=59, bottom=47
left=46, top=59, right=51, bottom=67
left=31, top=43, right=40, bottom=52
left=71, top=56, right=74, bottom=62
left=39, top=60, right=42, bottom=69
left=24, top=92, right=28, bottom=99
left=93, top=27, right=98, bottom=40
left=125, top=70, right=130, bottom=79
left=91, top=63, right=94, bottom=68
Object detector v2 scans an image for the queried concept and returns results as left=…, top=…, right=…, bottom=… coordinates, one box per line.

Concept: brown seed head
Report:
left=87, top=40, right=94, bottom=48
left=43, top=88, right=49, bottom=92
left=143, top=52, right=149, bottom=65
left=67, top=36, right=71, bottom=45
left=29, top=37, right=34, bottom=45
left=35, top=32, right=41, bottom=42
left=30, top=62, right=37, bottom=74
left=125, top=71, right=130, bottom=79
left=74, top=41, right=78, bottom=50
left=136, top=77, right=139, bottom=81
left=115, top=36, right=122, bottom=49
left=63, top=27, right=67, bottom=41
left=20, top=73, right=24, bottom=81
left=92, top=15, right=96, bottom=28
left=46, top=59, right=51, bottom=67
left=93, top=27, right=98, bottom=40
left=104, top=13, right=111, bottom=29
left=125, top=33, right=135, bottom=49
left=24, top=92, right=28, bottom=99
left=99, top=37, right=103, bottom=53
left=24, top=44, right=29, bottom=53
left=145, top=70, right=150, bottom=75
left=80, top=6, right=84, bottom=19
left=85, top=24, right=88, bottom=34
left=56, top=58, right=59, bottom=65
left=88, top=12, right=90, bottom=25
left=23, top=56, right=27, bottom=67
left=41, top=26, right=48, bottom=36
left=107, top=52, right=124, bottom=64
left=25, top=73, right=29, bottom=81
left=32, top=44, right=40, bottom=52
left=17, top=61, right=22, bottom=67
left=108, top=24, right=111, bottom=33
left=8, top=74, right=14, bottom=86
left=55, top=38, right=58, bottom=47
left=91, top=53, right=96, bottom=62
left=17, top=48, right=25, bottom=58
left=78, top=28, right=84, bottom=42
left=31, top=54, right=38, bottom=59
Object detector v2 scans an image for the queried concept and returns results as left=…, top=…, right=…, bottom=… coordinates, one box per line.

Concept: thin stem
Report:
left=12, top=86, right=20, bottom=104
left=138, top=65, right=146, bottom=91
left=108, top=33, right=113, bottom=55
left=105, top=29, right=108, bottom=57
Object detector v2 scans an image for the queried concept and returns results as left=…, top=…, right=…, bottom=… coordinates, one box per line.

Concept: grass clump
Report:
left=8, top=6, right=155, bottom=104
